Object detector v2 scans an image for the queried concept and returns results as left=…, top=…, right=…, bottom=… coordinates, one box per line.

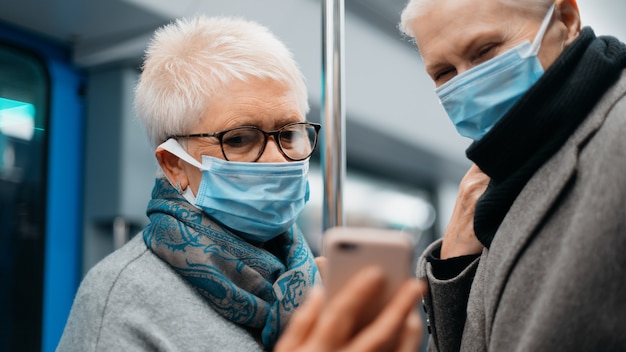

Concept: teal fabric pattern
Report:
left=143, top=177, right=319, bottom=350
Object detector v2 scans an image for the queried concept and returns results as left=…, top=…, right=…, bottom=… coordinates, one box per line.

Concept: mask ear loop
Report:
left=156, top=138, right=202, bottom=208
left=527, top=3, right=556, bottom=57
left=158, top=138, right=204, bottom=169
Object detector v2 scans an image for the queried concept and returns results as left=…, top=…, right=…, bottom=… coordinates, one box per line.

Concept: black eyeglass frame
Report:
left=168, top=121, right=321, bottom=162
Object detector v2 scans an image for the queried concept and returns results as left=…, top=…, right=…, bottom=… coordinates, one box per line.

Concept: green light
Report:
left=0, top=97, right=36, bottom=140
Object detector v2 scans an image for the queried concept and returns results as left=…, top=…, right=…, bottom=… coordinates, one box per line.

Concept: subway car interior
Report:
left=0, top=0, right=622, bottom=351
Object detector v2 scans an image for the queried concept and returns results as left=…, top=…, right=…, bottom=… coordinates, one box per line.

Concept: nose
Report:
left=257, top=137, right=288, bottom=162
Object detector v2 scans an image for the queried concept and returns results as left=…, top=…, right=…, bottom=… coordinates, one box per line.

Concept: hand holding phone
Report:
left=323, top=227, right=415, bottom=331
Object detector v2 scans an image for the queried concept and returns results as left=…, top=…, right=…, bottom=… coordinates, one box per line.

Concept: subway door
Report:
left=0, top=23, right=83, bottom=352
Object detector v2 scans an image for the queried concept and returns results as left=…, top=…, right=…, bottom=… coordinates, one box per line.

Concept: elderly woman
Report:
left=400, top=0, right=626, bottom=351
left=58, top=16, right=424, bottom=352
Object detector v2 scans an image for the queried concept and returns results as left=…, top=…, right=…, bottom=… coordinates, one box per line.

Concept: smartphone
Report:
left=323, top=226, right=415, bottom=329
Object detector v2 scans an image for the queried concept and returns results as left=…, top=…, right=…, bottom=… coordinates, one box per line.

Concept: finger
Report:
left=344, top=279, right=425, bottom=352
left=315, top=256, right=328, bottom=281
left=274, top=286, right=324, bottom=352
left=312, top=266, right=386, bottom=343
left=395, top=310, right=423, bottom=352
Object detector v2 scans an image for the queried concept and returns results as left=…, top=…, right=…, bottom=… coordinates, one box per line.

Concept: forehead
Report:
left=411, top=0, right=528, bottom=61
left=198, top=77, right=303, bottom=131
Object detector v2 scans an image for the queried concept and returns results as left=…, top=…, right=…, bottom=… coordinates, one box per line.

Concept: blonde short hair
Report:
left=135, top=16, right=310, bottom=148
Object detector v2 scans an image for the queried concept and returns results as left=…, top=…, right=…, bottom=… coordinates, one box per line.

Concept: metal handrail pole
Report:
left=321, top=0, right=346, bottom=231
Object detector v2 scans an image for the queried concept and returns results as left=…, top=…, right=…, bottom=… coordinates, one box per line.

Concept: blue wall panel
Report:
left=43, top=58, right=83, bottom=352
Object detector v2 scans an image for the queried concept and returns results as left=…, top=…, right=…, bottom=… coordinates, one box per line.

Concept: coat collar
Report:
left=481, top=70, right=626, bottom=341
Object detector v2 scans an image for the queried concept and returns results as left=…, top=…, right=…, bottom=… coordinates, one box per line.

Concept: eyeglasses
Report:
left=169, top=122, right=321, bottom=162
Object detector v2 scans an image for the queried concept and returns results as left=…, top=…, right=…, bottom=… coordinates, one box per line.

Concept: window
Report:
left=0, top=41, right=49, bottom=352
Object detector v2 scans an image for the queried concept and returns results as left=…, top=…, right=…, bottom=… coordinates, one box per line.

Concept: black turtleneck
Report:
left=468, top=27, right=626, bottom=248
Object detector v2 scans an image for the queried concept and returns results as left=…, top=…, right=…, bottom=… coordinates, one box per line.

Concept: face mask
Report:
left=157, top=138, right=310, bottom=242
left=435, top=4, right=556, bottom=141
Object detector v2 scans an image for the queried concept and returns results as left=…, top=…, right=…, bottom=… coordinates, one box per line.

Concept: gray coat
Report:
left=57, top=234, right=265, bottom=352
left=420, top=71, right=626, bottom=352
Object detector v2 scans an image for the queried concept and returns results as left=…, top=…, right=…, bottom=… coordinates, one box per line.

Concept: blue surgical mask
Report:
left=435, top=4, right=556, bottom=141
left=157, top=138, right=310, bottom=242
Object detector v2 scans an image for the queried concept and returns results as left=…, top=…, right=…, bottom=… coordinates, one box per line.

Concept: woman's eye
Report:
left=474, top=44, right=498, bottom=62
left=435, top=68, right=456, bottom=83
left=280, top=130, right=295, bottom=142
left=223, top=132, right=258, bottom=148
left=223, top=135, right=245, bottom=147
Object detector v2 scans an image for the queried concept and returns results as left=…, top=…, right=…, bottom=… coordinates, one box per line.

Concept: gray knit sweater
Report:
left=57, top=234, right=265, bottom=351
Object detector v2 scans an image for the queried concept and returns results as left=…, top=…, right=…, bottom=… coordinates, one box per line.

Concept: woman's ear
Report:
left=556, top=0, right=582, bottom=46
left=155, top=148, right=189, bottom=191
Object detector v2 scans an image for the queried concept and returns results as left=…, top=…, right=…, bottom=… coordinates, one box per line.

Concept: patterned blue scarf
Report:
left=143, top=178, right=319, bottom=349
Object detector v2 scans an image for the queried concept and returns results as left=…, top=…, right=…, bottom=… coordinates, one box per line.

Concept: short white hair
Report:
left=135, top=16, right=310, bottom=148
left=399, top=0, right=553, bottom=37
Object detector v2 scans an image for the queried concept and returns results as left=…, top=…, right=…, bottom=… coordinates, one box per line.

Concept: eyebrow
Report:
left=424, top=28, right=503, bottom=75
left=222, top=115, right=303, bottom=130
left=272, top=115, right=304, bottom=127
